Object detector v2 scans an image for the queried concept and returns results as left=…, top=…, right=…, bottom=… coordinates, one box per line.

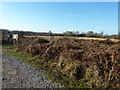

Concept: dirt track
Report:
left=2, top=49, right=63, bottom=88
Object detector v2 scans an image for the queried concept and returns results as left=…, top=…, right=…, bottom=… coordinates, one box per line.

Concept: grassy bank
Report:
left=2, top=45, right=14, bottom=49
left=2, top=45, right=88, bottom=88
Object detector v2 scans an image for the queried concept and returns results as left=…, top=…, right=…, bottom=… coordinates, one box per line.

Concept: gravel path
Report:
left=2, top=49, right=64, bottom=88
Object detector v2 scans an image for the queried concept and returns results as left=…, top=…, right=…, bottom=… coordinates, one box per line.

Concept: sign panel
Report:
left=50, top=36, right=54, bottom=39
left=13, top=34, right=18, bottom=40
left=6, top=33, right=10, bottom=38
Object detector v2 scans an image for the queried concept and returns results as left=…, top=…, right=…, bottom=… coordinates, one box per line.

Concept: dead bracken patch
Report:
left=16, top=37, right=120, bottom=88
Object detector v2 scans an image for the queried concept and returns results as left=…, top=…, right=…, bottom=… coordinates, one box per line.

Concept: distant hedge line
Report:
left=1, top=29, right=119, bottom=39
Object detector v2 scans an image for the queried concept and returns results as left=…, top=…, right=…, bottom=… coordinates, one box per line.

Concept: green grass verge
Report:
left=2, top=45, right=14, bottom=49
left=3, top=46, right=88, bottom=88
left=3, top=49, right=32, bottom=62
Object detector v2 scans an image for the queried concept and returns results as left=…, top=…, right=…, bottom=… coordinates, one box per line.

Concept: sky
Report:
left=0, top=2, right=118, bottom=35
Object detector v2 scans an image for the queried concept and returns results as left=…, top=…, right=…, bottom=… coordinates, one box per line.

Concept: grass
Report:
left=3, top=48, right=32, bottom=62
left=3, top=45, right=88, bottom=88
left=24, top=35, right=119, bottom=42
left=2, top=45, right=14, bottom=49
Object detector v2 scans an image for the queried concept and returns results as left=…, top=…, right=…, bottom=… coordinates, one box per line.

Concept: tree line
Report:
left=1, top=29, right=119, bottom=39
left=63, top=30, right=119, bottom=39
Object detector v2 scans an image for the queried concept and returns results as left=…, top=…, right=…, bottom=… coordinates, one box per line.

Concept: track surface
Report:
left=2, top=49, right=63, bottom=88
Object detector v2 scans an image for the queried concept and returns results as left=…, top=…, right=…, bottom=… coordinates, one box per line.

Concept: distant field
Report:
left=24, top=35, right=119, bottom=42
left=24, top=35, right=65, bottom=39
left=76, top=37, right=119, bottom=42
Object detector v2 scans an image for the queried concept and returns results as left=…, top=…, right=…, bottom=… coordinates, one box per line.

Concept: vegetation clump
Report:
left=14, top=37, right=120, bottom=88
